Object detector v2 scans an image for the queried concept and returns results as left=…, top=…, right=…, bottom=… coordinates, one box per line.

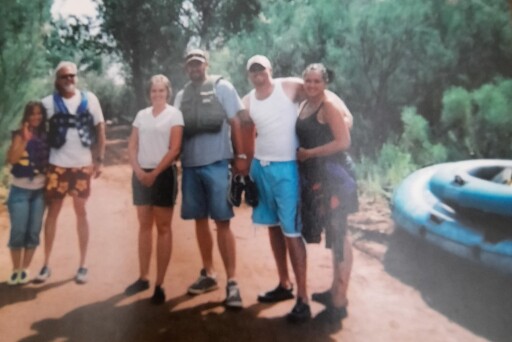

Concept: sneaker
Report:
left=228, top=172, right=245, bottom=207
left=286, top=298, right=312, bottom=323
left=125, top=279, right=150, bottom=295
left=257, top=284, right=294, bottom=303
left=33, top=266, right=51, bottom=284
left=151, top=285, right=166, bottom=305
left=244, top=175, right=259, bottom=207
left=224, top=280, right=243, bottom=309
left=18, top=269, right=29, bottom=285
left=312, top=290, right=333, bottom=307
left=7, top=271, right=19, bottom=285
left=187, top=269, right=218, bottom=295
left=75, top=267, right=88, bottom=284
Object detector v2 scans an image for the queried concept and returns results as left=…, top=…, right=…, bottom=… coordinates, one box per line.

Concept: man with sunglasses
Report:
left=34, top=61, right=106, bottom=285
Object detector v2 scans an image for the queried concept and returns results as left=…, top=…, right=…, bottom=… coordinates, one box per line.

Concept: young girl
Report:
left=6, top=101, right=48, bottom=285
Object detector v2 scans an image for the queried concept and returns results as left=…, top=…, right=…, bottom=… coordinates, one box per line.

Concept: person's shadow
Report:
left=384, top=230, right=512, bottom=342
left=20, top=292, right=343, bottom=341
left=0, top=279, right=73, bottom=310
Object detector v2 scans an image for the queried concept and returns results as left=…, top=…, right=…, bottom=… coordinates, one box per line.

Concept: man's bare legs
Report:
left=73, top=196, right=89, bottom=268
left=268, top=226, right=292, bottom=289
left=195, top=218, right=215, bottom=275
left=216, top=220, right=236, bottom=280
left=42, top=198, right=64, bottom=267
left=285, top=236, right=308, bottom=303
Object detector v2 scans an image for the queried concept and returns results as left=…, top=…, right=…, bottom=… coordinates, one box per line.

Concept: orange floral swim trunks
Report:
left=45, top=164, right=93, bottom=200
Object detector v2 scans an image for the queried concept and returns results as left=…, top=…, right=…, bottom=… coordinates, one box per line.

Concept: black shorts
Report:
left=132, top=165, right=178, bottom=207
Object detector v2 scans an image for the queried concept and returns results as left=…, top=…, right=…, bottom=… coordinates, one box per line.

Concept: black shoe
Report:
left=257, top=284, right=294, bottom=303
left=228, top=172, right=245, bottom=207
left=286, top=298, right=311, bottom=323
left=151, top=285, right=166, bottom=305
left=244, top=175, right=259, bottom=207
left=312, top=290, right=333, bottom=307
left=125, top=279, right=150, bottom=295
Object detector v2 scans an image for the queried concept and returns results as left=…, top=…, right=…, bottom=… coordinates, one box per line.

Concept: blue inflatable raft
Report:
left=392, top=164, right=512, bottom=274
left=429, top=159, right=512, bottom=219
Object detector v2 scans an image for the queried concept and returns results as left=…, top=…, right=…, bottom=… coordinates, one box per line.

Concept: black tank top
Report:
left=296, top=102, right=333, bottom=149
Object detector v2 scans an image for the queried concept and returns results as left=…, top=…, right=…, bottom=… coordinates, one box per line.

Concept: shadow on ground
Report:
left=20, top=293, right=344, bottom=342
left=384, top=230, right=512, bottom=342
left=0, top=279, right=73, bottom=309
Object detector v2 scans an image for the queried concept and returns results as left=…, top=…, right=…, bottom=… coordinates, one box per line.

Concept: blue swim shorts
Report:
left=250, top=159, right=302, bottom=237
left=181, top=160, right=234, bottom=221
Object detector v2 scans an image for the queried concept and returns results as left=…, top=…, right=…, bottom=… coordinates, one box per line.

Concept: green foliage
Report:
left=180, top=0, right=261, bottom=49
left=356, top=107, right=447, bottom=197
left=441, top=78, right=512, bottom=159
left=0, top=0, right=52, bottom=162
left=44, top=15, right=113, bottom=74
left=96, top=0, right=188, bottom=109
left=79, top=72, right=135, bottom=123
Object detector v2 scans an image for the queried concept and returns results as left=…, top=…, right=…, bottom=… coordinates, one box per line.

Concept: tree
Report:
left=441, top=79, right=512, bottom=159
left=96, top=0, right=188, bottom=110
left=180, top=0, right=261, bottom=50
left=0, top=0, right=52, bottom=159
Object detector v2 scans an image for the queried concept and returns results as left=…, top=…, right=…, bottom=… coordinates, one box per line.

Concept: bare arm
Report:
left=281, top=77, right=306, bottom=103
left=325, top=90, right=353, bottom=130
left=92, top=122, right=106, bottom=178
left=297, top=100, right=350, bottom=161
left=128, top=127, right=144, bottom=179
left=6, top=133, right=27, bottom=165
left=230, top=112, right=252, bottom=175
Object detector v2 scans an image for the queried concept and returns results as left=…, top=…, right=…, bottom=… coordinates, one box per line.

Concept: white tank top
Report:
left=249, top=80, right=299, bottom=161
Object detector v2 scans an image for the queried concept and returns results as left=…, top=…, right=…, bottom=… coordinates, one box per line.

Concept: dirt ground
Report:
left=1, top=130, right=511, bottom=342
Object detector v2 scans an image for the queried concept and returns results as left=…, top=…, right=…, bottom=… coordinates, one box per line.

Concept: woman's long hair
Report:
left=21, top=101, right=47, bottom=137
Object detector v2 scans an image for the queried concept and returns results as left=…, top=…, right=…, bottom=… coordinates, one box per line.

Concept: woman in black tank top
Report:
left=296, top=63, right=358, bottom=322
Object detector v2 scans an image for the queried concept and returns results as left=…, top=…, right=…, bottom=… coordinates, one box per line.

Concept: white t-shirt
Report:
left=132, top=104, right=184, bottom=169
left=42, top=91, right=105, bottom=167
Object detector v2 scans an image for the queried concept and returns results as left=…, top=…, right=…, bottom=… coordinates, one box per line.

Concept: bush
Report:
left=441, top=78, right=512, bottom=159
left=356, top=106, right=447, bottom=198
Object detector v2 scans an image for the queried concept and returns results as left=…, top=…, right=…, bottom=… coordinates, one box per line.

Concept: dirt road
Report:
left=1, top=149, right=511, bottom=341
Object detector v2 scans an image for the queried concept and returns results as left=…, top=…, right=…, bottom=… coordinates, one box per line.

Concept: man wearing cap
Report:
left=174, top=49, right=248, bottom=309
left=34, top=61, right=106, bottom=284
left=238, top=54, right=312, bottom=322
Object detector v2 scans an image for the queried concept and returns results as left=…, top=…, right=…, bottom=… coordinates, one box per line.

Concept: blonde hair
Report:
left=147, top=74, right=173, bottom=101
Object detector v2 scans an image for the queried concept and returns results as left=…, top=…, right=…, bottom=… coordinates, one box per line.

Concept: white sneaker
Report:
left=75, top=267, right=88, bottom=284
left=7, top=271, right=19, bottom=285
left=34, top=266, right=51, bottom=284
left=18, top=269, right=30, bottom=284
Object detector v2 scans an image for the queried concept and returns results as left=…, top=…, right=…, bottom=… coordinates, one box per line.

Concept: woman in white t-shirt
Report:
left=125, top=75, right=184, bottom=304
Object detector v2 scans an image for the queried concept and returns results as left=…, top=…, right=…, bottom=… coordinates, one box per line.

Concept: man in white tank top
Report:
left=239, top=55, right=311, bottom=323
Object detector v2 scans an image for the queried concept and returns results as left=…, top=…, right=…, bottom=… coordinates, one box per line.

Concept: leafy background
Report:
left=1, top=0, right=511, bottom=199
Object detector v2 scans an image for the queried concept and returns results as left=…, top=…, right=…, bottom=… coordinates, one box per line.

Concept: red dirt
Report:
left=1, top=132, right=511, bottom=341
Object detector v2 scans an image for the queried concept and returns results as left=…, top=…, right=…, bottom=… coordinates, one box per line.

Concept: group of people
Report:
left=5, top=49, right=358, bottom=324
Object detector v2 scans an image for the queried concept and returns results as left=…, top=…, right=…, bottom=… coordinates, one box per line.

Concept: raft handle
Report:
left=453, top=175, right=466, bottom=186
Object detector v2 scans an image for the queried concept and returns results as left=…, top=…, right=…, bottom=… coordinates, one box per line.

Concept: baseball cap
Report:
left=246, top=55, right=272, bottom=71
left=185, top=49, right=207, bottom=64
